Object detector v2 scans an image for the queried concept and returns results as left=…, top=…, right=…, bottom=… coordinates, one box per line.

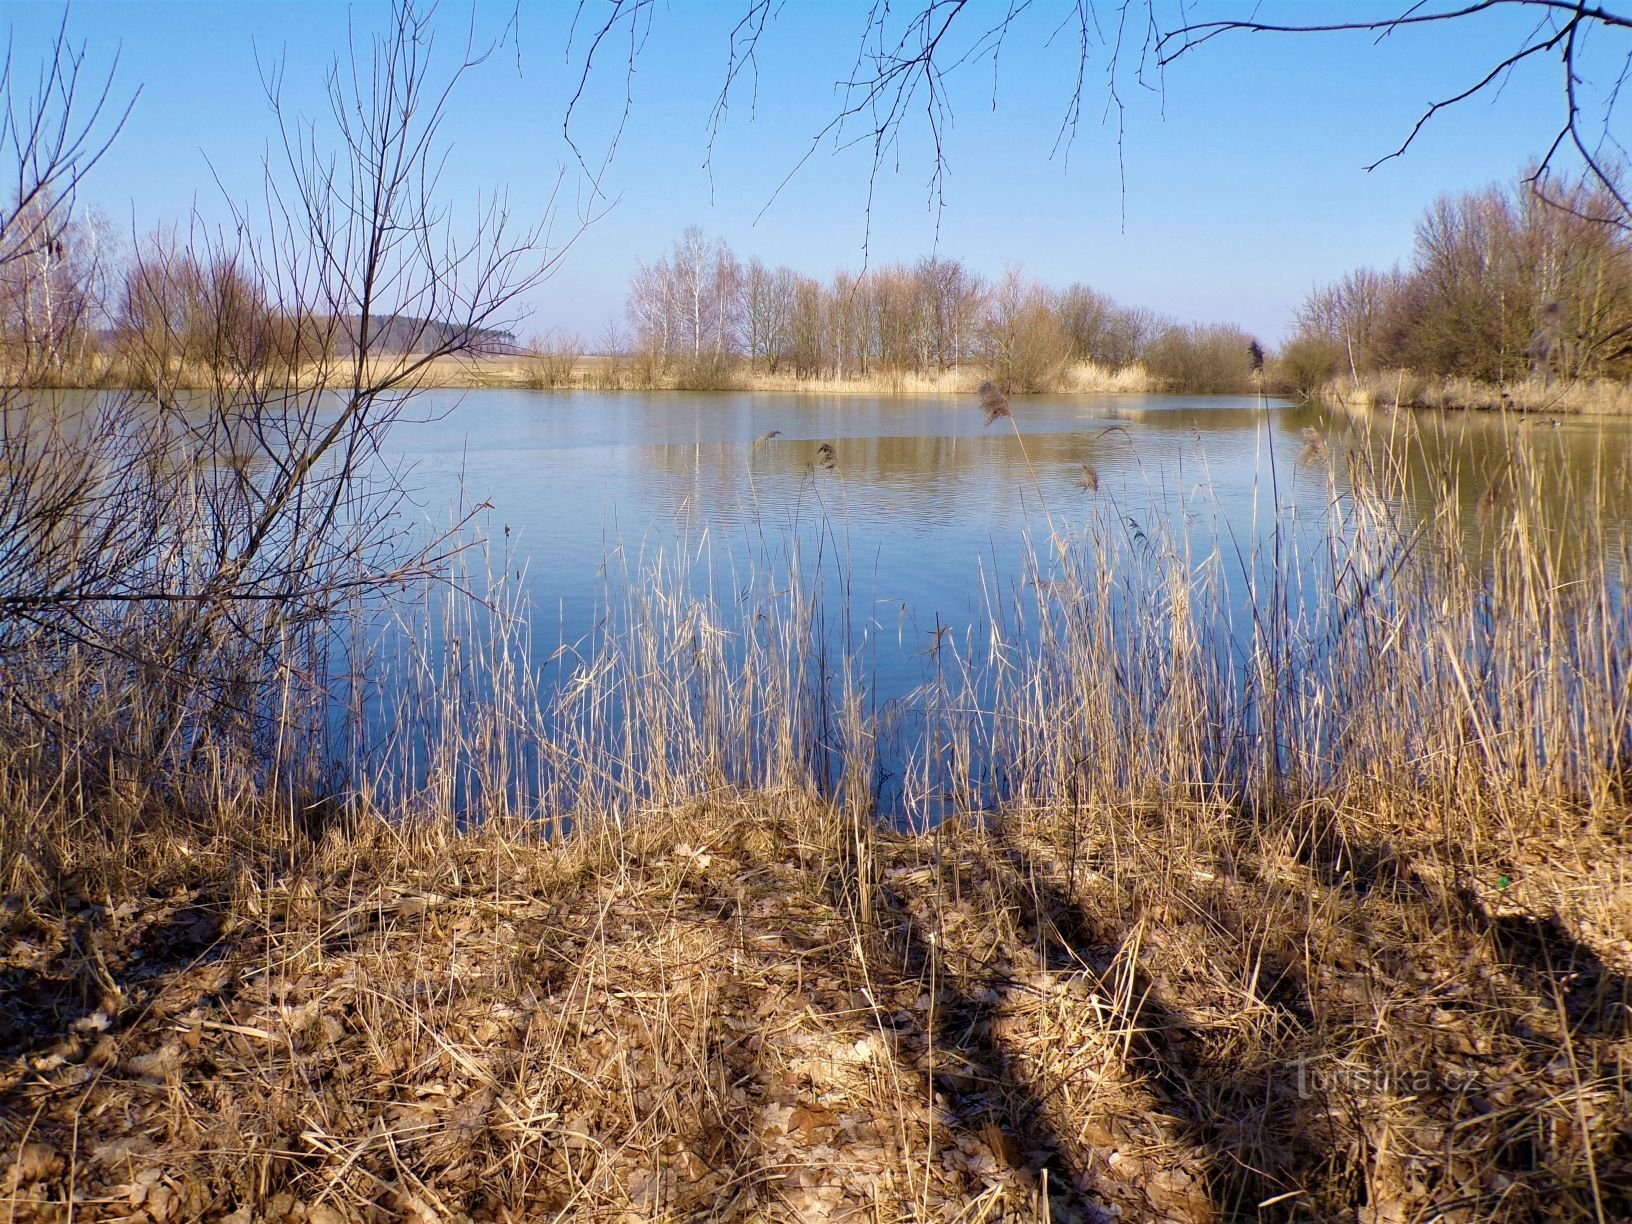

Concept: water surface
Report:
left=392, top=388, right=1631, bottom=649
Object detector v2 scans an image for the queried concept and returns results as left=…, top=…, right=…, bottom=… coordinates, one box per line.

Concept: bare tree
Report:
left=1295, top=267, right=1406, bottom=377
left=869, top=263, right=924, bottom=371
left=115, top=229, right=210, bottom=396
left=0, top=11, right=130, bottom=385
left=740, top=257, right=795, bottom=372
left=1291, top=168, right=1632, bottom=383
left=914, top=256, right=983, bottom=372
left=786, top=273, right=826, bottom=377
left=627, top=252, right=676, bottom=365
left=1, top=1, right=576, bottom=807
left=0, top=189, right=112, bottom=377
left=1054, top=283, right=1118, bottom=366
left=826, top=268, right=872, bottom=380
left=978, top=266, right=1071, bottom=393
left=1141, top=320, right=1262, bottom=393
left=570, top=2, right=1632, bottom=244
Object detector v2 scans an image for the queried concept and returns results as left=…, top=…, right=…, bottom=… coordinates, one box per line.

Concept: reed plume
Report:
left=1298, top=426, right=1329, bottom=465
left=978, top=380, right=1012, bottom=427
left=975, top=380, right=1059, bottom=547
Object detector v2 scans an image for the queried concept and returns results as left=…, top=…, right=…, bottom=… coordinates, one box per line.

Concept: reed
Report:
left=291, top=355, right=1163, bottom=396
left=1325, top=370, right=1632, bottom=416
left=3, top=400, right=1630, bottom=1220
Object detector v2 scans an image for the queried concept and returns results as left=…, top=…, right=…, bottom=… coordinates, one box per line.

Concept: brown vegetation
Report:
left=1278, top=168, right=1632, bottom=412
left=459, top=353, right=1157, bottom=396
left=4, top=404, right=1631, bottom=1221
left=5, top=8, right=1632, bottom=1221
left=1324, top=370, right=1632, bottom=416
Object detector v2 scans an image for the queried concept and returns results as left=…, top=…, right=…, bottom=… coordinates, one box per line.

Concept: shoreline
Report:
left=4, top=399, right=1629, bottom=1219
left=1318, top=371, right=1632, bottom=417
left=12, top=357, right=1632, bottom=413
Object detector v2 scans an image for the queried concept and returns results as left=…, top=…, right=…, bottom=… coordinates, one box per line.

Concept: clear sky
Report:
left=5, top=1, right=1625, bottom=344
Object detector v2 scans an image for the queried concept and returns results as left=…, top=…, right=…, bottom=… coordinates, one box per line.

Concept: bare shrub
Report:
left=0, top=1, right=572, bottom=876
left=978, top=268, right=1071, bottom=393
left=1142, top=322, right=1263, bottom=393
left=1273, top=334, right=1348, bottom=395
left=520, top=329, right=581, bottom=388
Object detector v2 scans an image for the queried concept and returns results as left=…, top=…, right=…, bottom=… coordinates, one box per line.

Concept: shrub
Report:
left=1142, top=323, right=1262, bottom=393
left=1273, top=335, right=1348, bottom=394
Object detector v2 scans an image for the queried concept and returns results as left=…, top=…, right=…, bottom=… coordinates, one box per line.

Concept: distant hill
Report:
left=333, top=314, right=522, bottom=357
left=95, top=313, right=524, bottom=360
left=97, top=311, right=522, bottom=359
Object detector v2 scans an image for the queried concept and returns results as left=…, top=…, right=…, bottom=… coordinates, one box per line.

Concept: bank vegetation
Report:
left=1278, top=168, right=1632, bottom=414
left=589, top=229, right=1268, bottom=397
left=4, top=8, right=1632, bottom=1223
left=6, top=385, right=1632, bottom=1222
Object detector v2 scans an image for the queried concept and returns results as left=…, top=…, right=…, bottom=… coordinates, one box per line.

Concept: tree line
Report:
left=9, top=169, right=1627, bottom=402
left=621, top=225, right=1266, bottom=394
left=1, top=0, right=561, bottom=830
left=1281, top=169, right=1632, bottom=393
left=0, top=212, right=520, bottom=393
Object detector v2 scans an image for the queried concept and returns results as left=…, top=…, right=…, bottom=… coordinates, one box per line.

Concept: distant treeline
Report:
left=0, top=216, right=516, bottom=390
left=616, top=227, right=1266, bottom=394
left=1281, top=169, right=1632, bottom=394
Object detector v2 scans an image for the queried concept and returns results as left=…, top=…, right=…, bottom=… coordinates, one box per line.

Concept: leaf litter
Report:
left=2, top=792, right=1629, bottom=1221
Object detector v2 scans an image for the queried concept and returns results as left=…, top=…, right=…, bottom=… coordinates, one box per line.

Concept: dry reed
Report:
left=4, top=404, right=1630, bottom=1222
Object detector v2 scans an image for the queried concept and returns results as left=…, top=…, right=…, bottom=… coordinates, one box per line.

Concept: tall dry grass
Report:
left=4, top=398, right=1630, bottom=1219
left=394, top=355, right=1159, bottom=396
left=1325, top=369, right=1632, bottom=416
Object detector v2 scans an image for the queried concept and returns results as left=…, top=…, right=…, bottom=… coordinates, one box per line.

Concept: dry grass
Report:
left=4, top=789, right=1628, bottom=1222
left=4, top=402, right=1632, bottom=1221
left=1054, top=361, right=1154, bottom=395
left=422, top=357, right=1155, bottom=396
left=1324, top=371, right=1632, bottom=416
left=6, top=353, right=1161, bottom=397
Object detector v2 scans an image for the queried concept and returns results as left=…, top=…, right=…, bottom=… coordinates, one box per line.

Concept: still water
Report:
left=387, top=389, right=1309, bottom=692
left=390, top=388, right=1630, bottom=649
left=363, top=388, right=1632, bottom=817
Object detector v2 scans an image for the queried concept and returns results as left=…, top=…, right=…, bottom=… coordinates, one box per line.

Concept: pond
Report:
left=358, top=388, right=1632, bottom=822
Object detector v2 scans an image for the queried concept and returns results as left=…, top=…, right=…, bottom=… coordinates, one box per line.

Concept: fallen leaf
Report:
left=981, top=1122, right=1021, bottom=1168
left=4, top=1142, right=63, bottom=1187
left=789, top=1103, right=838, bottom=1141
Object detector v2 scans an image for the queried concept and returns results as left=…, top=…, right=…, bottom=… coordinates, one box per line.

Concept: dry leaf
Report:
left=980, top=1122, right=1021, bottom=1168
left=789, top=1103, right=838, bottom=1141
left=4, top=1143, right=63, bottom=1187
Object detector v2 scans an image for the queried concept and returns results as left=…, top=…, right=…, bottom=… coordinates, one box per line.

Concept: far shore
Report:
left=405, top=354, right=1163, bottom=397
left=1318, top=370, right=1632, bottom=417
left=11, top=354, right=1632, bottom=414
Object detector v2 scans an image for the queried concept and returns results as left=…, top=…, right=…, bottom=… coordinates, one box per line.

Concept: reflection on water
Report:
left=1336, top=407, right=1632, bottom=580
left=387, top=390, right=1317, bottom=643
left=23, top=386, right=1627, bottom=816
left=387, top=390, right=1632, bottom=650
left=375, top=391, right=1632, bottom=809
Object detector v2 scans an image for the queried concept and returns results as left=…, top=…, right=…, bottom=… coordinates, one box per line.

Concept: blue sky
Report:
left=6, top=1, right=1623, bottom=343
